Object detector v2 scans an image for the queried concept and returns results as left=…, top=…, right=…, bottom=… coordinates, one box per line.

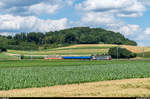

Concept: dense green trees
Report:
left=0, top=36, right=8, bottom=49
left=42, top=27, right=137, bottom=45
left=0, top=27, right=137, bottom=50
left=108, top=47, right=137, bottom=59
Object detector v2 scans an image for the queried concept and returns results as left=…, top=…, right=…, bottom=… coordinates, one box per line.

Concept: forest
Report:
left=0, top=27, right=137, bottom=50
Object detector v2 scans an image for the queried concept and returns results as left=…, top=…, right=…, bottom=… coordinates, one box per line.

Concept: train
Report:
left=45, top=55, right=112, bottom=60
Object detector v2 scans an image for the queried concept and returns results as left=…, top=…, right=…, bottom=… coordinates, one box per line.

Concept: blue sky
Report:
left=0, top=0, right=150, bottom=46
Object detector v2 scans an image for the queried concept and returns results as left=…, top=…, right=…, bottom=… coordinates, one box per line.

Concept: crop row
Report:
left=0, top=60, right=150, bottom=90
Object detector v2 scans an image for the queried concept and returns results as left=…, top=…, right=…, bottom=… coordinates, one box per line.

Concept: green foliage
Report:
left=108, top=47, right=136, bottom=59
left=20, top=54, right=24, bottom=59
left=21, top=56, right=44, bottom=59
left=7, top=42, right=38, bottom=50
left=0, top=60, right=150, bottom=90
left=0, top=36, right=8, bottom=49
left=1, top=48, right=7, bottom=52
left=137, top=51, right=150, bottom=58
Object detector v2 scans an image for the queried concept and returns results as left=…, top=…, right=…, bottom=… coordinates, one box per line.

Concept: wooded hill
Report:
left=0, top=27, right=137, bottom=50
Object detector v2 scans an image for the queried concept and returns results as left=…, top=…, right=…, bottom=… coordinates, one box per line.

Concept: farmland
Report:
left=1, top=60, right=150, bottom=91
left=1, top=44, right=150, bottom=97
left=6, top=45, right=113, bottom=55
left=4, top=44, right=150, bottom=57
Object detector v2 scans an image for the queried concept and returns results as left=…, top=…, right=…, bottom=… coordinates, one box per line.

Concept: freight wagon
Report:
left=92, top=55, right=112, bottom=60
left=45, top=55, right=62, bottom=60
left=62, top=56, right=91, bottom=60
left=45, top=55, right=112, bottom=60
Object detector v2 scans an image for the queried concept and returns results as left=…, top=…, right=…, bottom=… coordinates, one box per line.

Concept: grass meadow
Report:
left=0, top=53, right=19, bottom=60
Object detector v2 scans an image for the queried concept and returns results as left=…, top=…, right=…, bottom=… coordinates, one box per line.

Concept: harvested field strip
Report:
left=56, top=44, right=118, bottom=49
left=121, top=45, right=150, bottom=53
left=40, top=46, right=115, bottom=51
left=1, top=78, right=150, bottom=97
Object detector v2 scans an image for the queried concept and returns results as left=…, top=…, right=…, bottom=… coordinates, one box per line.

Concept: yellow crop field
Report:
left=56, top=44, right=118, bottom=49
left=121, top=45, right=150, bottom=53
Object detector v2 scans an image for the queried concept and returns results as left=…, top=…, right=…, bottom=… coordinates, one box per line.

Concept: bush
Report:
left=20, top=55, right=44, bottom=59
left=1, top=48, right=7, bottom=52
left=22, top=56, right=44, bottom=59
left=20, top=54, right=24, bottom=59
left=108, top=47, right=136, bottom=59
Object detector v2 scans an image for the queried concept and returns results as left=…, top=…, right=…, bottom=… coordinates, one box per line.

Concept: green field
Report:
left=0, top=53, right=19, bottom=60
left=1, top=60, right=150, bottom=90
left=137, top=52, right=150, bottom=58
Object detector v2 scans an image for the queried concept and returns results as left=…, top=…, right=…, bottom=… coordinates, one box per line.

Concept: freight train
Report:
left=45, top=55, right=112, bottom=60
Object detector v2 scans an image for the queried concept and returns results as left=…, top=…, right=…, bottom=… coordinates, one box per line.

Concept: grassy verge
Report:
left=0, top=53, right=19, bottom=60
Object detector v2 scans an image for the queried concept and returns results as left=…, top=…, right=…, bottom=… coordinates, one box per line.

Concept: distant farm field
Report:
left=6, top=44, right=115, bottom=56
left=1, top=60, right=150, bottom=90
left=5, top=44, right=150, bottom=57
left=7, top=49, right=109, bottom=55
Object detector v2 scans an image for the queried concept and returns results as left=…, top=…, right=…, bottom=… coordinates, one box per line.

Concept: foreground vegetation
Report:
left=1, top=60, right=150, bottom=90
left=1, top=78, right=150, bottom=97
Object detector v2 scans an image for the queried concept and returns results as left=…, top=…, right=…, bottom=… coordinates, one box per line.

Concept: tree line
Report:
left=0, top=27, right=137, bottom=51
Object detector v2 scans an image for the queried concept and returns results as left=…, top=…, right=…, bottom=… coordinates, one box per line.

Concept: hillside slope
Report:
left=0, top=27, right=137, bottom=51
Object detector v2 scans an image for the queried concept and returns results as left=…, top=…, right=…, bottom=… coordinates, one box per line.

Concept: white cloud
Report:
left=139, top=0, right=150, bottom=6
left=76, top=0, right=146, bottom=18
left=144, top=28, right=150, bottom=34
left=75, top=8, right=142, bottom=38
left=28, top=3, right=59, bottom=15
left=134, top=33, right=150, bottom=46
left=0, top=2, right=4, bottom=7
left=65, top=0, right=74, bottom=6
left=122, top=0, right=145, bottom=12
left=0, top=14, right=68, bottom=33
left=76, top=0, right=130, bottom=11
left=75, top=0, right=146, bottom=38
left=0, top=0, right=73, bottom=16
left=81, top=12, right=117, bottom=26
left=117, top=13, right=143, bottom=18
left=117, top=24, right=141, bottom=36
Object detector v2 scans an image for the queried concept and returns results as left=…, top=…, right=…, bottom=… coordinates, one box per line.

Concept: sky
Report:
left=0, top=0, right=150, bottom=46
